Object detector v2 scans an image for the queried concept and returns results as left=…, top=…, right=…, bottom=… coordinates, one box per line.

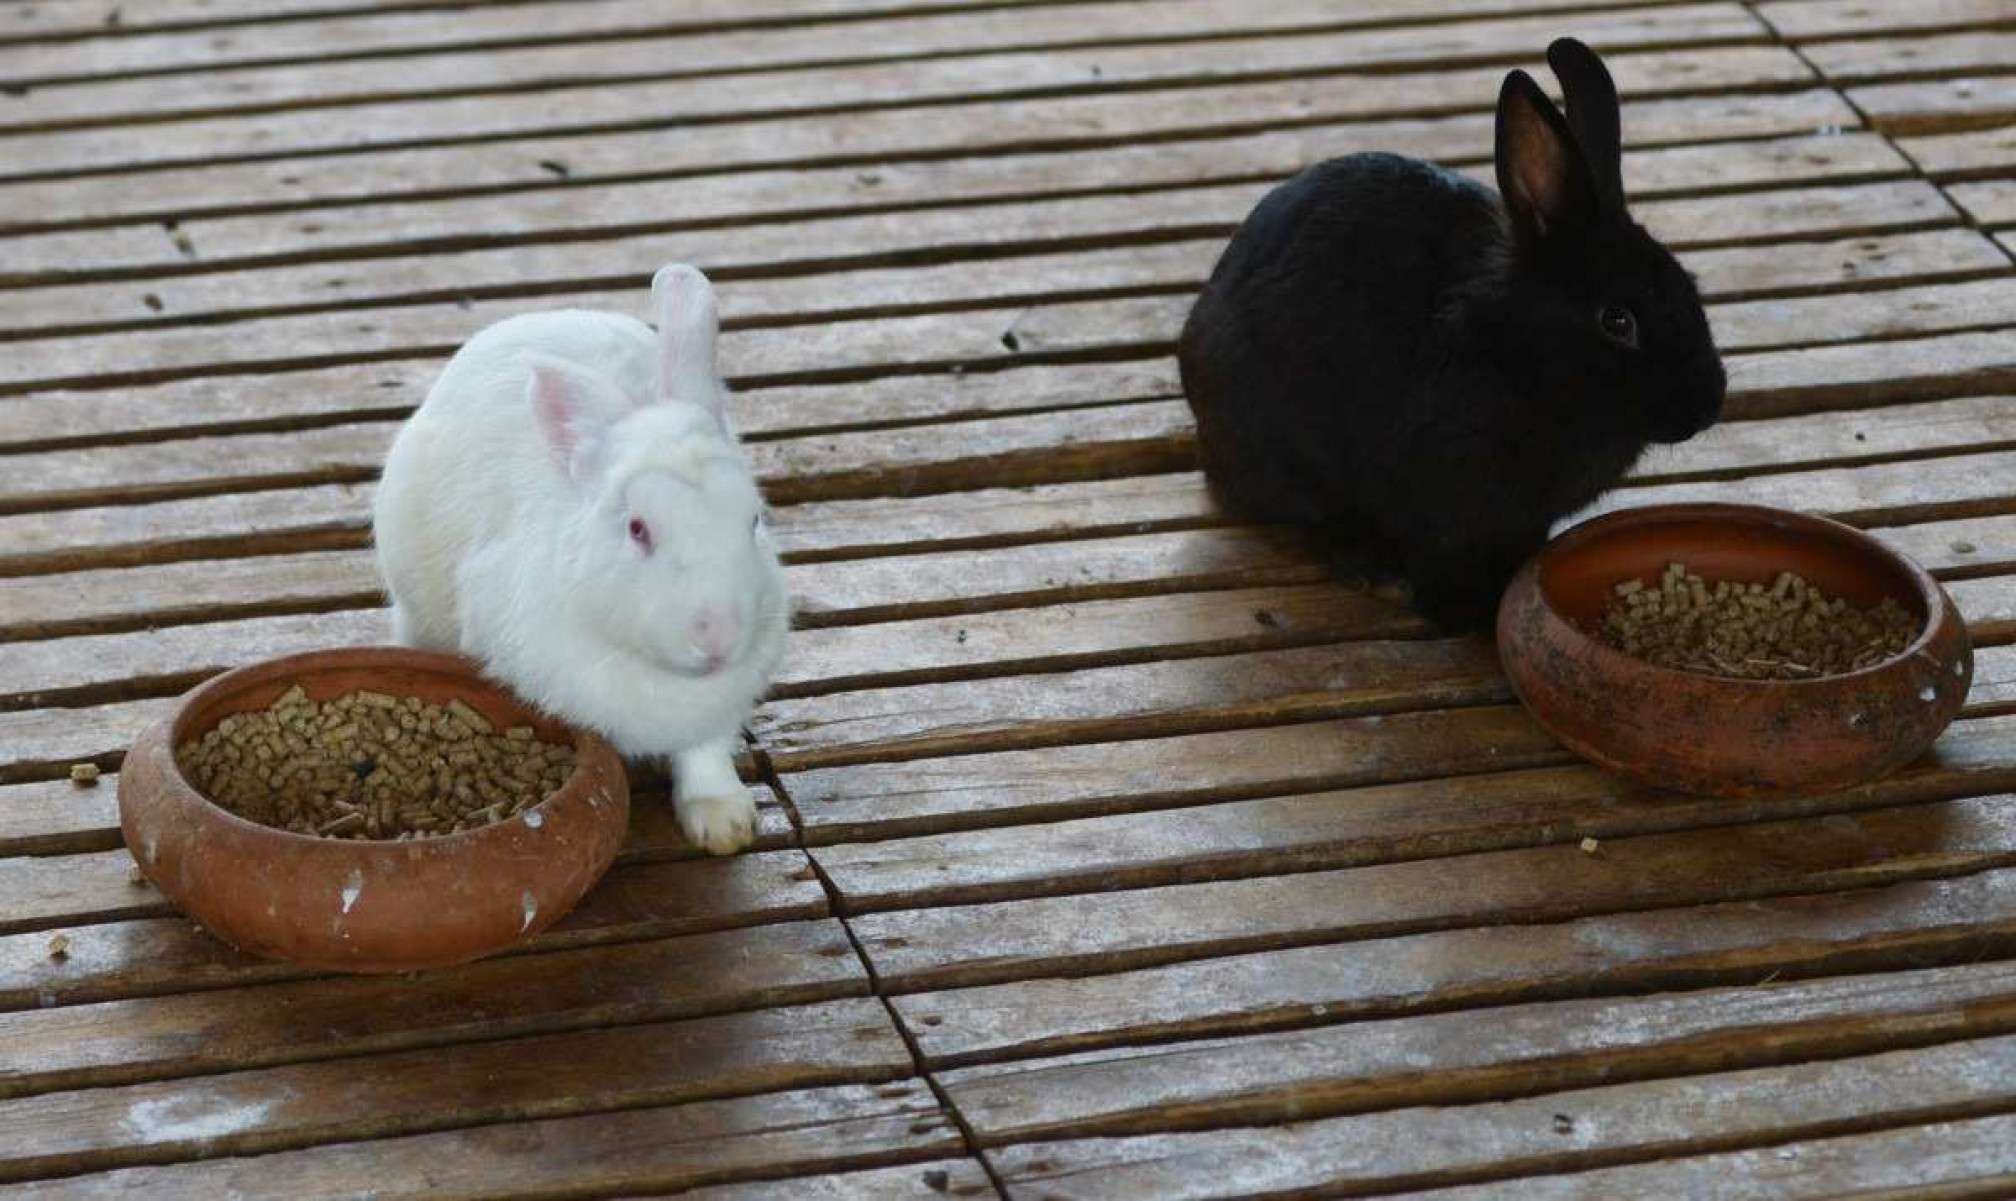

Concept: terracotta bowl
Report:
left=119, top=646, right=629, bottom=973
left=1498, top=503, right=1971, bottom=798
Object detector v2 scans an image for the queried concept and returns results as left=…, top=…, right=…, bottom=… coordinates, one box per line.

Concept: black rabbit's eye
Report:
left=1598, top=304, right=1639, bottom=348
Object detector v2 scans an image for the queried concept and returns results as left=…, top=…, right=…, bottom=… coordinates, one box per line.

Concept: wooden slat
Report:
left=0, top=806, right=805, bottom=935
left=0, top=205, right=1980, bottom=412
left=935, top=961, right=2016, bottom=1144
left=671, top=1159, right=999, bottom=1200
left=985, top=1036, right=2016, bottom=1199
left=0, top=525, right=1321, bottom=642
left=1852, top=78, right=2016, bottom=137
left=0, top=1080, right=965, bottom=1200
left=0, top=117, right=1881, bottom=308
left=7, top=319, right=2016, bottom=581
left=840, top=719, right=2016, bottom=990
left=1956, top=177, right=2016, bottom=224
left=0, top=996, right=909, bottom=1182
left=0, top=2, right=1785, bottom=136
left=810, top=761, right=2016, bottom=916
left=0, top=6, right=1771, bottom=180
left=0, top=918, right=865, bottom=1097
left=0, top=0, right=1033, bottom=66
left=50, top=365, right=2016, bottom=535
left=5, top=0, right=1745, bottom=89
left=0, top=138, right=1926, bottom=344
left=1804, top=30, right=2016, bottom=85
left=1902, top=126, right=2016, bottom=182
left=1384, top=1112, right=2016, bottom=1200
left=899, top=865, right=2016, bottom=1069
left=0, top=845, right=818, bottom=1010
left=757, top=637, right=1506, bottom=771
left=1756, top=0, right=2016, bottom=40
left=0, top=50, right=1833, bottom=237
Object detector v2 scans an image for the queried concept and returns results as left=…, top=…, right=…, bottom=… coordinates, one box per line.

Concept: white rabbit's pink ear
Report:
left=651, top=262, right=723, bottom=416
left=528, top=359, right=618, bottom=482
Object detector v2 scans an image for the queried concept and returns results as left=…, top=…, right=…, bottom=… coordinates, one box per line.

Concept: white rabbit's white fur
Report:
left=373, top=264, right=787, bottom=854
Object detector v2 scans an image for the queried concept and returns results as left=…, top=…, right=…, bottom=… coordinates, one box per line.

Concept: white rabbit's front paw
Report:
left=676, top=791, right=755, bottom=855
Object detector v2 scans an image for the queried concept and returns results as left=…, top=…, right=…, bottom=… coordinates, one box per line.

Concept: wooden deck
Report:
left=3, top=0, right=2016, bottom=1195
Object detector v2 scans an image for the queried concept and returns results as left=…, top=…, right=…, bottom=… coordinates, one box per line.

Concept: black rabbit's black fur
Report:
left=1179, top=39, right=1725, bottom=631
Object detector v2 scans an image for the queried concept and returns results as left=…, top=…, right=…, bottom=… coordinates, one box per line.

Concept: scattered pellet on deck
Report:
left=46, top=933, right=70, bottom=960
left=69, top=763, right=100, bottom=787
left=1579, top=837, right=1601, bottom=854
left=174, top=689, right=575, bottom=841
left=1598, top=563, right=1917, bottom=680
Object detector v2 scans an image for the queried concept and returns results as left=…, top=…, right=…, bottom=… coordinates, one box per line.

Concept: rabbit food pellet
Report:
left=69, top=763, right=99, bottom=787
left=1599, top=563, right=1916, bottom=681
left=174, top=685, right=575, bottom=840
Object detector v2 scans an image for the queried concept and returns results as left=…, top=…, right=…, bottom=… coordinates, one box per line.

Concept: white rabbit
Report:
left=372, top=264, right=788, bottom=855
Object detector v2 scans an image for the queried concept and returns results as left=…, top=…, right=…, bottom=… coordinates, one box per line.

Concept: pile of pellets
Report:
left=175, top=685, right=575, bottom=840
left=1599, top=563, right=1918, bottom=680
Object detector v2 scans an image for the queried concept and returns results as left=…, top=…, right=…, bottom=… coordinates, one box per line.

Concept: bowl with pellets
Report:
left=118, top=646, right=629, bottom=972
left=1498, top=503, right=1971, bottom=798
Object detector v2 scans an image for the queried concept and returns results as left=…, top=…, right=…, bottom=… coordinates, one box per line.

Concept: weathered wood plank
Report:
left=762, top=637, right=2016, bottom=771
left=0, top=525, right=1322, bottom=642
left=985, top=1036, right=2016, bottom=1200
left=0, top=919, right=864, bottom=1097
left=0, top=32, right=1798, bottom=220
left=0, top=1080, right=961, bottom=1199
left=4, top=0, right=1749, bottom=91
left=901, top=865, right=2016, bottom=1069
left=0, top=0, right=1031, bottom=75
left=0, top=482, right=374, bottom=579
left=0, top=803, right=804, bottom=935
left=1, top=2, right=1787, bottom=140
left=842, top=718, right=2016, bottom=990
left=0, top=123, right=1885, bottom=328
left=1757, top=0, right=2016, bottom=40
left=0, top=52, right=1835, bottom=236
left=936, top=961, right=2016, bottom=1144
left=0, top=996, right=908, bottom=1182
left=0, top=153, right=1935, bottom=359
left=1587, top=447, right=2016, bottom=529
left=787, top=707, right=1567, bottom=846
left=1955, top=180, right=2016, bottom=231
left=1902, top=124, right=2016, bottom=183
left=670, top=1159, right=998, bottom=1200
left=1804, top=30, right=2016, bottom=85
left=1728, top=327, right=2016, bottom=417
left=1387, top=1112, right=2016, bottom=1200
left=777, top=583, right=1427, bottom=700
left=9, top=317, right=2014, bottom=578
left=1853, top=77, right=2016, bottom=136
left=811, top=761, right=2016, bottom=915
left=0, top=179, right=1961, bottom=402
left=0, top=843, right=820, bottom=1010
left=757, top=637, right=1507, bottom=771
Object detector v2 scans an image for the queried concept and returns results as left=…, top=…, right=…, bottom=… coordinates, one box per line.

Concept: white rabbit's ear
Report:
left=528, top=358, right=622, bottom=482
left=651, top=263, right=722, bottom=415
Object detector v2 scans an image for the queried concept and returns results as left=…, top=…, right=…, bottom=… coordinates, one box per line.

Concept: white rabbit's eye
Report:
left=1598, top=304, right=1639, bottom=349
left=627, top=517, right=653, bottom=553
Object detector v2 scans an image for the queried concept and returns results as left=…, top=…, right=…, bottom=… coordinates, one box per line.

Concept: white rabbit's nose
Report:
left=691, top=608, right=738, bottom=671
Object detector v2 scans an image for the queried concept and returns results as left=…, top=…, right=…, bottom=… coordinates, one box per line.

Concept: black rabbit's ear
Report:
left=1547, top=37, right=1624, bottom=210
left=1495, top=68, right=1600, bottom=247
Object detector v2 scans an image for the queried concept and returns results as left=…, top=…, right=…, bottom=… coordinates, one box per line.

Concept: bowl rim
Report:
left=1524, top=502, right=1951, bottom=691
left=156, top=644, right=620, bottom=851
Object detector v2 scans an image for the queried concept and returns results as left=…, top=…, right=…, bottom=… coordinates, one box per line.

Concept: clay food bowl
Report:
left=119, top=647, right=629, bottom=972
left=1498, top=503, right=1971, bottom=798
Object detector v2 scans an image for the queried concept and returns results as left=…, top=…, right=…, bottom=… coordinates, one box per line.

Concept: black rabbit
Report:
left=1178, top=38, right=1725, bottom=631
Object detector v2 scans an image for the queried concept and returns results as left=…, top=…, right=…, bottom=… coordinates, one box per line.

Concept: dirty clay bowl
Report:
left=119, top=647, right=629, bottom=973
left=1498, top=503, right=1971, bottom=799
